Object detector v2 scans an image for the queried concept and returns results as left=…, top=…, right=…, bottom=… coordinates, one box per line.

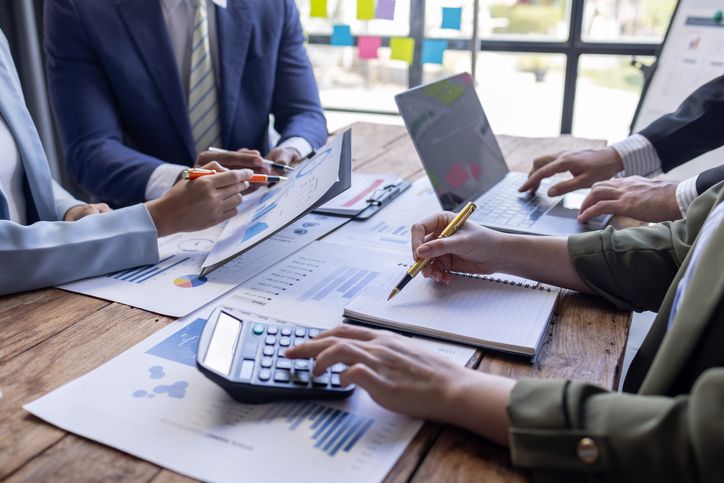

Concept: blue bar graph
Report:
left=299, top=266, right=379, bottom=301
left=259, top=401, right=375, bottom=457
left=107, top=256, right=190, bottom=284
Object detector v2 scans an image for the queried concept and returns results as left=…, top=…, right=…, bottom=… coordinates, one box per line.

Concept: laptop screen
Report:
left=395, top=73, right=509, bottom=211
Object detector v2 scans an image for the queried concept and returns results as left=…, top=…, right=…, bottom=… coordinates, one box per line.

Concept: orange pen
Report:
left=181, top=169, right=288, bottom=184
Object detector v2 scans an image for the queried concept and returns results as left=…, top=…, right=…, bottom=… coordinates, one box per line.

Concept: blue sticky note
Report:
left=441, top=7, right=462, bottom=30
left=421, top=39, right=447, bottom=64
left=331, top=24, right=355, bottom=46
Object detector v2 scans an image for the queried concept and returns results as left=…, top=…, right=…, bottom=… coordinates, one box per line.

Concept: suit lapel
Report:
left=0, top=50, right=56, bottom=221
left=115, top=0, right=195, bottom=160
left=640, top=208, right=724, bottom=394
left=216, top=0, right=252, bottom=146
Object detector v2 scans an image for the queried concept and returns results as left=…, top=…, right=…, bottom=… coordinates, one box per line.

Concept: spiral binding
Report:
left=448, top=271, right=552, bottom=292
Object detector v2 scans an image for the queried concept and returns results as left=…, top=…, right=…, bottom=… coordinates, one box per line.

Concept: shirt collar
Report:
left=160, top=0, right=226, bottom=11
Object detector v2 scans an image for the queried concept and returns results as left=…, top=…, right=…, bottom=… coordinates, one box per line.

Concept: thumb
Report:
left=416, top=236, right=465, bottom=259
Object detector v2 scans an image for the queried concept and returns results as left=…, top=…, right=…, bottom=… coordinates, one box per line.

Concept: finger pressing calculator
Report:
left=196, top=307, right=355, bottom=404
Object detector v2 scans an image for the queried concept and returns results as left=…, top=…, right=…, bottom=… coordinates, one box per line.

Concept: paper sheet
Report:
left=60, top=214, right=347, bottom=317
left=25, top=309, right=475, bottom=483
left=203, top=134, right=344, bottom=269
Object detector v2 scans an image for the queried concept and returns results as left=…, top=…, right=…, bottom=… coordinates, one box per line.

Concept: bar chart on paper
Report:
left=324, top=207, right=424, bottom=254
left=228, top=241, right=403, bottom=326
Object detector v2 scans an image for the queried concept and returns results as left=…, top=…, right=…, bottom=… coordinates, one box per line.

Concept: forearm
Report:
left=443, top=370, right=516, bottom=447
left=497, top=234, right=592, bottom=293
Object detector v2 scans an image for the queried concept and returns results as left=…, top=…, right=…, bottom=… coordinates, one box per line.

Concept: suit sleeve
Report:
left=507, top=369, right=724, bottom=481
left=0, top=204, right=158, bottom=296
left=566, top=182, right=724, bottom=312
left=44, top=0, right=165, bottom=206
left=639, top=75, right=724, bottom=173
left=269, top=0, right=327, bottom=149
left=696, top=165, right=724, bottom=195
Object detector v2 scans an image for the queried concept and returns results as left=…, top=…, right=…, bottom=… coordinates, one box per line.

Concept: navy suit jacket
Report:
left=44, top=0, right=327, bottom=207
left=639, top=75, right=724, bottom=194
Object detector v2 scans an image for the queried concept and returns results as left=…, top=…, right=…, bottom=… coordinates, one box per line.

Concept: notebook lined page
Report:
left=344, top=270, right=559, bottom=355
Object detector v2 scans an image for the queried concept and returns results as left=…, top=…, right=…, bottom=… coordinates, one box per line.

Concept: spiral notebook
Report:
left=343, top=272, right=559, bottom=357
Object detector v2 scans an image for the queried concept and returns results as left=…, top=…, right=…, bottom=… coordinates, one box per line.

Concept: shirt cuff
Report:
left=675, top=175, right=698, bottom=218
left=610, top=134, right=663, bottom=177
left=278, top=137, right=313, bottom=158
left=145, top=163, right=187, bottom=201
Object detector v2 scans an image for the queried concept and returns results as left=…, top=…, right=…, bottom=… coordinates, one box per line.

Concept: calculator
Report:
left=196, top=307, right=356, bottom=404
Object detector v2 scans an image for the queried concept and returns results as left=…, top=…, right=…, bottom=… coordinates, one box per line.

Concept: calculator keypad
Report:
left=247, top=323, right=351, bottom=391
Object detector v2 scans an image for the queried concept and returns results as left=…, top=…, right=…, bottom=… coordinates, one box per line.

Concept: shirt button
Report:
left=576, top=437, right=599, bottom=465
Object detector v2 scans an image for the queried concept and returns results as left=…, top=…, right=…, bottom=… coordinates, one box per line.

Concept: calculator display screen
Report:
left=204, top=312, right=241, bottom=376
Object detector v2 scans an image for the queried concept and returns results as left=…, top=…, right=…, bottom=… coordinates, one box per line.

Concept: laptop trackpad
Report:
left=546, top=201, right=579, bottom=219
left=546, top=196, right=609, bottom=227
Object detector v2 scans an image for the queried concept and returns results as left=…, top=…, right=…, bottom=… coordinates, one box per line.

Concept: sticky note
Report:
left=331, top=25, right=354, bottom=46
left=441, top=7, right=462, bottom=30
left=376, top=0, right=396, bottom=20
left=390, top=37, right=415, bottom=64
left=358, top=36, right=382, bottom=59
left=357, top=0, right=375, bottom=20
left=310, top=0, right=327, bottom=18
left=421, top=39, right=447, bottom=64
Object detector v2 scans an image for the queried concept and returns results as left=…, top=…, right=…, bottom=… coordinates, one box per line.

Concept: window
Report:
left=300, top=0, right=675, bottom=140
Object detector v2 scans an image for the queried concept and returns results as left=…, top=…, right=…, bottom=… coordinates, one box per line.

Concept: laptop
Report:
left=394, top=72, right=610, bottom=236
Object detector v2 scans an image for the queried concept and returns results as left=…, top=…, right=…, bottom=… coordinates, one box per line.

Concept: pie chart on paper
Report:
left=173, top=275, right=208, bottom=288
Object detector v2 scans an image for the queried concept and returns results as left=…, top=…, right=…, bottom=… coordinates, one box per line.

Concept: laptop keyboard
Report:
left=472, top=175, right=549, bottom=229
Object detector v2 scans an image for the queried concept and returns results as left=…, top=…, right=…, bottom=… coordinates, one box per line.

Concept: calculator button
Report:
left=252, top=324, right=265, bottom=335
left=292, top=372, right=311, bottom=385
left=330, top=374, right=342, bottom=387
left=312, top=374, right=330, bottom=386
left=331, top=363, right=347, bottom=373
left=275, top=359, right=292, bottom=370
left=294, top=359, right=310, bottom=371
left=279, top=336, right=291, bottom=347
left=274, top=370, right=291, bottom=382
left=264, top=336, right=277, bottom=345
left=258, top=369, right=271, bottom=381
left=262, top=346, right=274, bottom=356
left=280, top=327, right=293, bottom=336
left=308, top=329, right=320, bottom=338
left=239, top=360, right=255, bottom=381
left=266, top=326, right=278, bottom=335
left=260, top=357, right=273, bottom=368
left=294, top=327, right=306, bottom=338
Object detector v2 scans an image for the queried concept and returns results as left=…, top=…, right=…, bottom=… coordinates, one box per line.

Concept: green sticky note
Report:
left=311, top=0, right=327, bottom=18
left=390, top=37, right=415, bottom=64
left=715, top=10, right=723, bottom=23
left=357, top=0, right=375, bottom=20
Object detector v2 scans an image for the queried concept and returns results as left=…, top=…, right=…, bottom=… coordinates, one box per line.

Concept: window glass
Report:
left=573, top=55, right=653, bottom=142
left=582, top=0, right=677, bottom=42
left=474, top=52, right=566, bottom=137
left=297, top=0, right=410, bottom=36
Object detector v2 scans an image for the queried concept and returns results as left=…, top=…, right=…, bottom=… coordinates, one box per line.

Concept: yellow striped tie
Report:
left=188, top=0, right=221, bottom=154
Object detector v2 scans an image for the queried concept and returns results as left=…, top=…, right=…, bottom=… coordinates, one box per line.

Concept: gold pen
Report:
left=387, top=202, right=477, bottom=301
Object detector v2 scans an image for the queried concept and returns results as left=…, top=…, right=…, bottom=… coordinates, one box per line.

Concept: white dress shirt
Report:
left=146, top=0, right=312, bottom=200
left=609, top=134, right=699, bottom=218
left=0, top=113, right=27, bottom=224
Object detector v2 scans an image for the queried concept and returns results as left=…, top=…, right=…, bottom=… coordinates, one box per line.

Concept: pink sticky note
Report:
left=358, top=36, right=382, bottom=60
left=376, top=0, right=396, bottom=20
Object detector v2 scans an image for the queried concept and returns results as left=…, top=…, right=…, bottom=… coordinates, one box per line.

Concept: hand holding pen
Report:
left=205, top=146, right=316, bottom=174
left=388, top=202, right=478, bottom=300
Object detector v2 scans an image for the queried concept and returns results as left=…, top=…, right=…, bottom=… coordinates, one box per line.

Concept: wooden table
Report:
left=0, top=122, right=632, bottom=482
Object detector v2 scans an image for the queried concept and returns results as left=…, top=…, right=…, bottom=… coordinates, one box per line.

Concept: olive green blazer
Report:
left=507, top=181, right=724, bottom=482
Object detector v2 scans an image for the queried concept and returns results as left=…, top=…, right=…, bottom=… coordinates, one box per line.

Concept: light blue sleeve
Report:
left=51, top=179, right=83, bottom=220
left=0, top=204, right=159, bottom=295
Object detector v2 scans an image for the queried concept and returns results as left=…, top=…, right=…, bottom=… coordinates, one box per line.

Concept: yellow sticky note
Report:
left=390, top=37, right=415, bottom=64
left=311, top=0, right=327, bottom=18
left=357, top=0, right=375, bottom=20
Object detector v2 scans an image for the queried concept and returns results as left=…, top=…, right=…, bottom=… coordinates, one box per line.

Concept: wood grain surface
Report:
left=0, top=123, right=630, bottom=483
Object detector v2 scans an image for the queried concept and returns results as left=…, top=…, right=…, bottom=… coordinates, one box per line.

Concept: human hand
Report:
left=519, top=147, right=624, bottom=196
left=146, top=162, right=251, bottom=236
left=284, top=325, right=472, bottom=422
left=266, top=146, right=301, bottom=173
left=195, top=148, right=271, bottom=175
left=64, top=202, right=112, bottom=221
left=410, top=212, right=506, bottom=284
left=577, top=176, right=682, bottom=223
